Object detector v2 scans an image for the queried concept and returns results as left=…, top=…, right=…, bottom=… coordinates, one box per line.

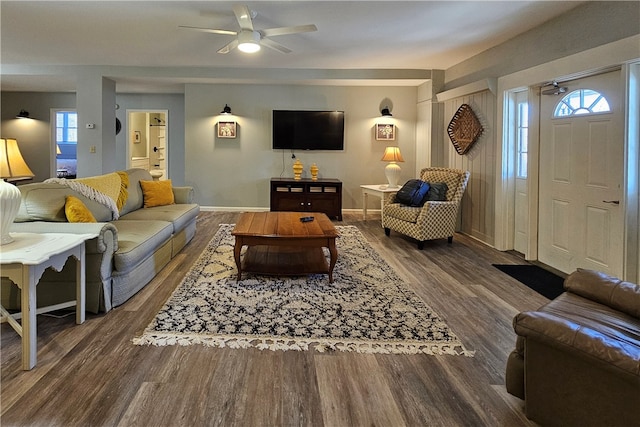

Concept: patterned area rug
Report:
left=133, top=224, right=474, bottom=356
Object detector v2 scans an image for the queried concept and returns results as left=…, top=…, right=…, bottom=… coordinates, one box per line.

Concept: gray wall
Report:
left=1, top=92, right=76, bottom=183
left=445, top=1, right=640, bottom=89
left=185, top=84, right=418, bottom=208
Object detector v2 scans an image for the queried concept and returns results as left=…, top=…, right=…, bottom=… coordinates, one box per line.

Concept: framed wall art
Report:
left=447, top=103, right=483, bottom=155
left=375, top=123, right=395, bottom=141
left=218, top=121, right=237, bottom=139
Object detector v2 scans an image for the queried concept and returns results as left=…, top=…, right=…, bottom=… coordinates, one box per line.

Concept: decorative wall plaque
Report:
left=447, top=104, right=483, bottom=155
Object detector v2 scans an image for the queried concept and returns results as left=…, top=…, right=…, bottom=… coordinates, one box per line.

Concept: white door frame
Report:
left=495, top=37, right=640, bottom=281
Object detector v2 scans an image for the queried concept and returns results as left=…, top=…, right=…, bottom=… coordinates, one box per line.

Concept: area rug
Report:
left=133, top=224, right=474, bottom=356
left=493, top=264, right=565, bottom=300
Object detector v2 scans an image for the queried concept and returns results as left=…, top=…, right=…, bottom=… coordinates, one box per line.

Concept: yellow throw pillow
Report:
left=65, top=195, right=97, bottom=223
left=116, top=170, right=129, bottom=211
left=140, top=179, right=175, bottom=208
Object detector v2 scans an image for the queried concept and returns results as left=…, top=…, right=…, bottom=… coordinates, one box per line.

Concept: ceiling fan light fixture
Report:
left=237, top=30, right=261, bottom=53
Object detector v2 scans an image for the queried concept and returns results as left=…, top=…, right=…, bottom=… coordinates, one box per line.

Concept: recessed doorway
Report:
left=127, top=110, right=168, bottom=181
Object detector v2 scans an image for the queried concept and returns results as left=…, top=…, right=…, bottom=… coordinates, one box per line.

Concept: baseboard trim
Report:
left=199, top=207, right=365, bottom=214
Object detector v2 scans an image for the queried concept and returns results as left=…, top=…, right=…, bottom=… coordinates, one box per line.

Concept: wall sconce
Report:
left=220, top=104, right=232, bottom=115
left=16, top=110, right=30, bottom=119
left=381, top=107, right=392, bottom=117
left=381, top=146, right=404, bottom=188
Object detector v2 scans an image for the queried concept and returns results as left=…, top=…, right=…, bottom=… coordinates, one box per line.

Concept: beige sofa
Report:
left=506, top=269, right=640, bottom=426
left=3, top=168, right=200, bottom=313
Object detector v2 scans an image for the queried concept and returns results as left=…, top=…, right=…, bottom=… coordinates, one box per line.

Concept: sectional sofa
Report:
left=3, top=168, right=200, bottom=313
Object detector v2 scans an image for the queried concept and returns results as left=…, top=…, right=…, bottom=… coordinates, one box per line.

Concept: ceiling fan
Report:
left=179, top=4, right=317, bottom=54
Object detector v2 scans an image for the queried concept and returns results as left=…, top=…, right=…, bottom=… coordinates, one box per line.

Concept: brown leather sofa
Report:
left=506, top=268, right=640, bottom=426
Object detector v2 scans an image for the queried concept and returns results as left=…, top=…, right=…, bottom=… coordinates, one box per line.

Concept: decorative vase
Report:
left=310, top=163, right=319, bottom=181
left=293, top=159, right=303, bottom=180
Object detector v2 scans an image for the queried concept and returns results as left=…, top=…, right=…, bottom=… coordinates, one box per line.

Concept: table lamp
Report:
left=0, top=138, right=34, bottom=244
left=381, top=146, right=404, bottom=188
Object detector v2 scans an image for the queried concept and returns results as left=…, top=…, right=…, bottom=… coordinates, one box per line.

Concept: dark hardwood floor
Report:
left=1, top=211, right=546, bottom=426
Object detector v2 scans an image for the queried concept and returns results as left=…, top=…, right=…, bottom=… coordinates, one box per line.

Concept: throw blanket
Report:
left=45, top=171, right=129, bottom=220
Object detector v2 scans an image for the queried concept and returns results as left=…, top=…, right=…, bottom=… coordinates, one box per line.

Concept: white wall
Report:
left=185, top=84, right=418, bottom=209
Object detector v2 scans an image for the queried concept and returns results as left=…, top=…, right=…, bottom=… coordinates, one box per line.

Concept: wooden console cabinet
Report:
left=270, top=178, right=342, bottom=220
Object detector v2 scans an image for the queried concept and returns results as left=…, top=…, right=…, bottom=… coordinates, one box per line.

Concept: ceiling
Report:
left=1, top=1, right=582, bottom=92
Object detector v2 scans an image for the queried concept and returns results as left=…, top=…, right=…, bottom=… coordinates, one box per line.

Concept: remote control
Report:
left=300, top=216, right=315, bottom=222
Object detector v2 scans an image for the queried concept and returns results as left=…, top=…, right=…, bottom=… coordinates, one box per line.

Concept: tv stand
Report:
left=270, top=178, right=342, bottom=220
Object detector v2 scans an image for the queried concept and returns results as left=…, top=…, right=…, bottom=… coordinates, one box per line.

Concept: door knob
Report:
left=603, top=200, right=620, bottom=205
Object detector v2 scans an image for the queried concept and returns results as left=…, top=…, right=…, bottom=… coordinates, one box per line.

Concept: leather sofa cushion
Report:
left=119, top=203, right=200, bottom=234
left=111, top=220, right=173, bottom=273
left=514, top=292, right=640, bottom=377
left=565, top=268, right=640, bottom=318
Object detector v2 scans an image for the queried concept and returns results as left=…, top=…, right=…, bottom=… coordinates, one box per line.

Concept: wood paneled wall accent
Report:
left=444, top=91, right=496, bottom=246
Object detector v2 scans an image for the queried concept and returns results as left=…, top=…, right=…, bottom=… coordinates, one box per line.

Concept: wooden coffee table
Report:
left=231, top=212, right=338, bottom=282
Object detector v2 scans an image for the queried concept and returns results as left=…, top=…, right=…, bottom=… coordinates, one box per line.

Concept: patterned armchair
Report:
left=382, top=167, right=470, bottom=249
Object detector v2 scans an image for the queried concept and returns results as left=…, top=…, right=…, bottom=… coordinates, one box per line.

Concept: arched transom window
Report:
left=554, top=89, right=611, bottom=117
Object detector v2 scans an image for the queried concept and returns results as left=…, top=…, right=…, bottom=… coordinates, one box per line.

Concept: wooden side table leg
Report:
left=234, top=238, right=243, bottom=281
left=362, top=191, right=368, bottom=220
left=21, top=267, right=37, bottom=370
left=76, top=243, right=86, bottom=325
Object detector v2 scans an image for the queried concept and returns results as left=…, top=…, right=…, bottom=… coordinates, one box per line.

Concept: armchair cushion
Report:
left=385, top=203, right=422, bottom=223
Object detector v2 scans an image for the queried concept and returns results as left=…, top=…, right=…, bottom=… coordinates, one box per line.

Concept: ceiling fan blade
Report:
left=179, top=26, right=237, bottom=36
left=261, top=24, right=317, bottom=37
left=233, top=4, right=254, bottom=31
left=261, top=38, right=292, bottom=54
left=217, top=39, right=239, bottom=54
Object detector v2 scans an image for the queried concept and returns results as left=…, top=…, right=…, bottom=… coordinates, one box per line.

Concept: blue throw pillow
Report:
left=396, top=179, right=430, bottom=207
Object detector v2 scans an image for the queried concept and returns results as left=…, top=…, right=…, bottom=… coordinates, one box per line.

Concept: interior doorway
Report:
left=51, top=109, right=78, bottom=178
left=127, top=110, right=168, bottom=180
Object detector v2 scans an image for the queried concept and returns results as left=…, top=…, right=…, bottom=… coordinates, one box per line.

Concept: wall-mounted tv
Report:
left=272, top=110, right=345, bottom=151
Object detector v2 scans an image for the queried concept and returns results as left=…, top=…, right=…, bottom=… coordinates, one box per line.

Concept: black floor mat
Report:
left=493, top=264, right=565, bottom=300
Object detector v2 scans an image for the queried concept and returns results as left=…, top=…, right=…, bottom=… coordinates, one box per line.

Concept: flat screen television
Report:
left=272, top=110, right=345, bottom=151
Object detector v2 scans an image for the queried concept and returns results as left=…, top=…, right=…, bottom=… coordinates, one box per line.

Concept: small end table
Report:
left=0, top=232, right=97, bottom=370
left=360, top=184, right=399, bottom=226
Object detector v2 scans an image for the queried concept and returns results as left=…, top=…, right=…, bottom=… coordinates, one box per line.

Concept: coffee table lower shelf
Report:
left=241, top=245, right=330, bottom=278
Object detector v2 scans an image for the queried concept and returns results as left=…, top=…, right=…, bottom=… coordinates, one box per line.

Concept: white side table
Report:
left=0, top=232, right=96, bottom=370
left=360, top=184, right=399, bottom=226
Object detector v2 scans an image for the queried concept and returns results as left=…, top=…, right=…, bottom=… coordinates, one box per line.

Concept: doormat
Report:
left=493, top=264, right=565, bottom=300
left=133, top=224, right=474, bottom=356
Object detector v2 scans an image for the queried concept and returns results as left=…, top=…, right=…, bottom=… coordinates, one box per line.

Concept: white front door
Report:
left=538, top=70, right=623, bottom=276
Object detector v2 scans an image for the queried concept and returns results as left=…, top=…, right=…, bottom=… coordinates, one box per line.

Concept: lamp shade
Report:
left=381, top=107, right=392, bottom=117
left=381, top=146, right=404, bottom=163
left=1, top=138, right=35, bottom=179
left=221, top=104, right=232, bottom=114
left=0, top=138, right=33, bottom=244
left=16, top=110, right=30, bottom=119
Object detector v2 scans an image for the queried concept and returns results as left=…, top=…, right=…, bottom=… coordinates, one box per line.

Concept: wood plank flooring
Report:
left=1, top=211, right=547, bottom=426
